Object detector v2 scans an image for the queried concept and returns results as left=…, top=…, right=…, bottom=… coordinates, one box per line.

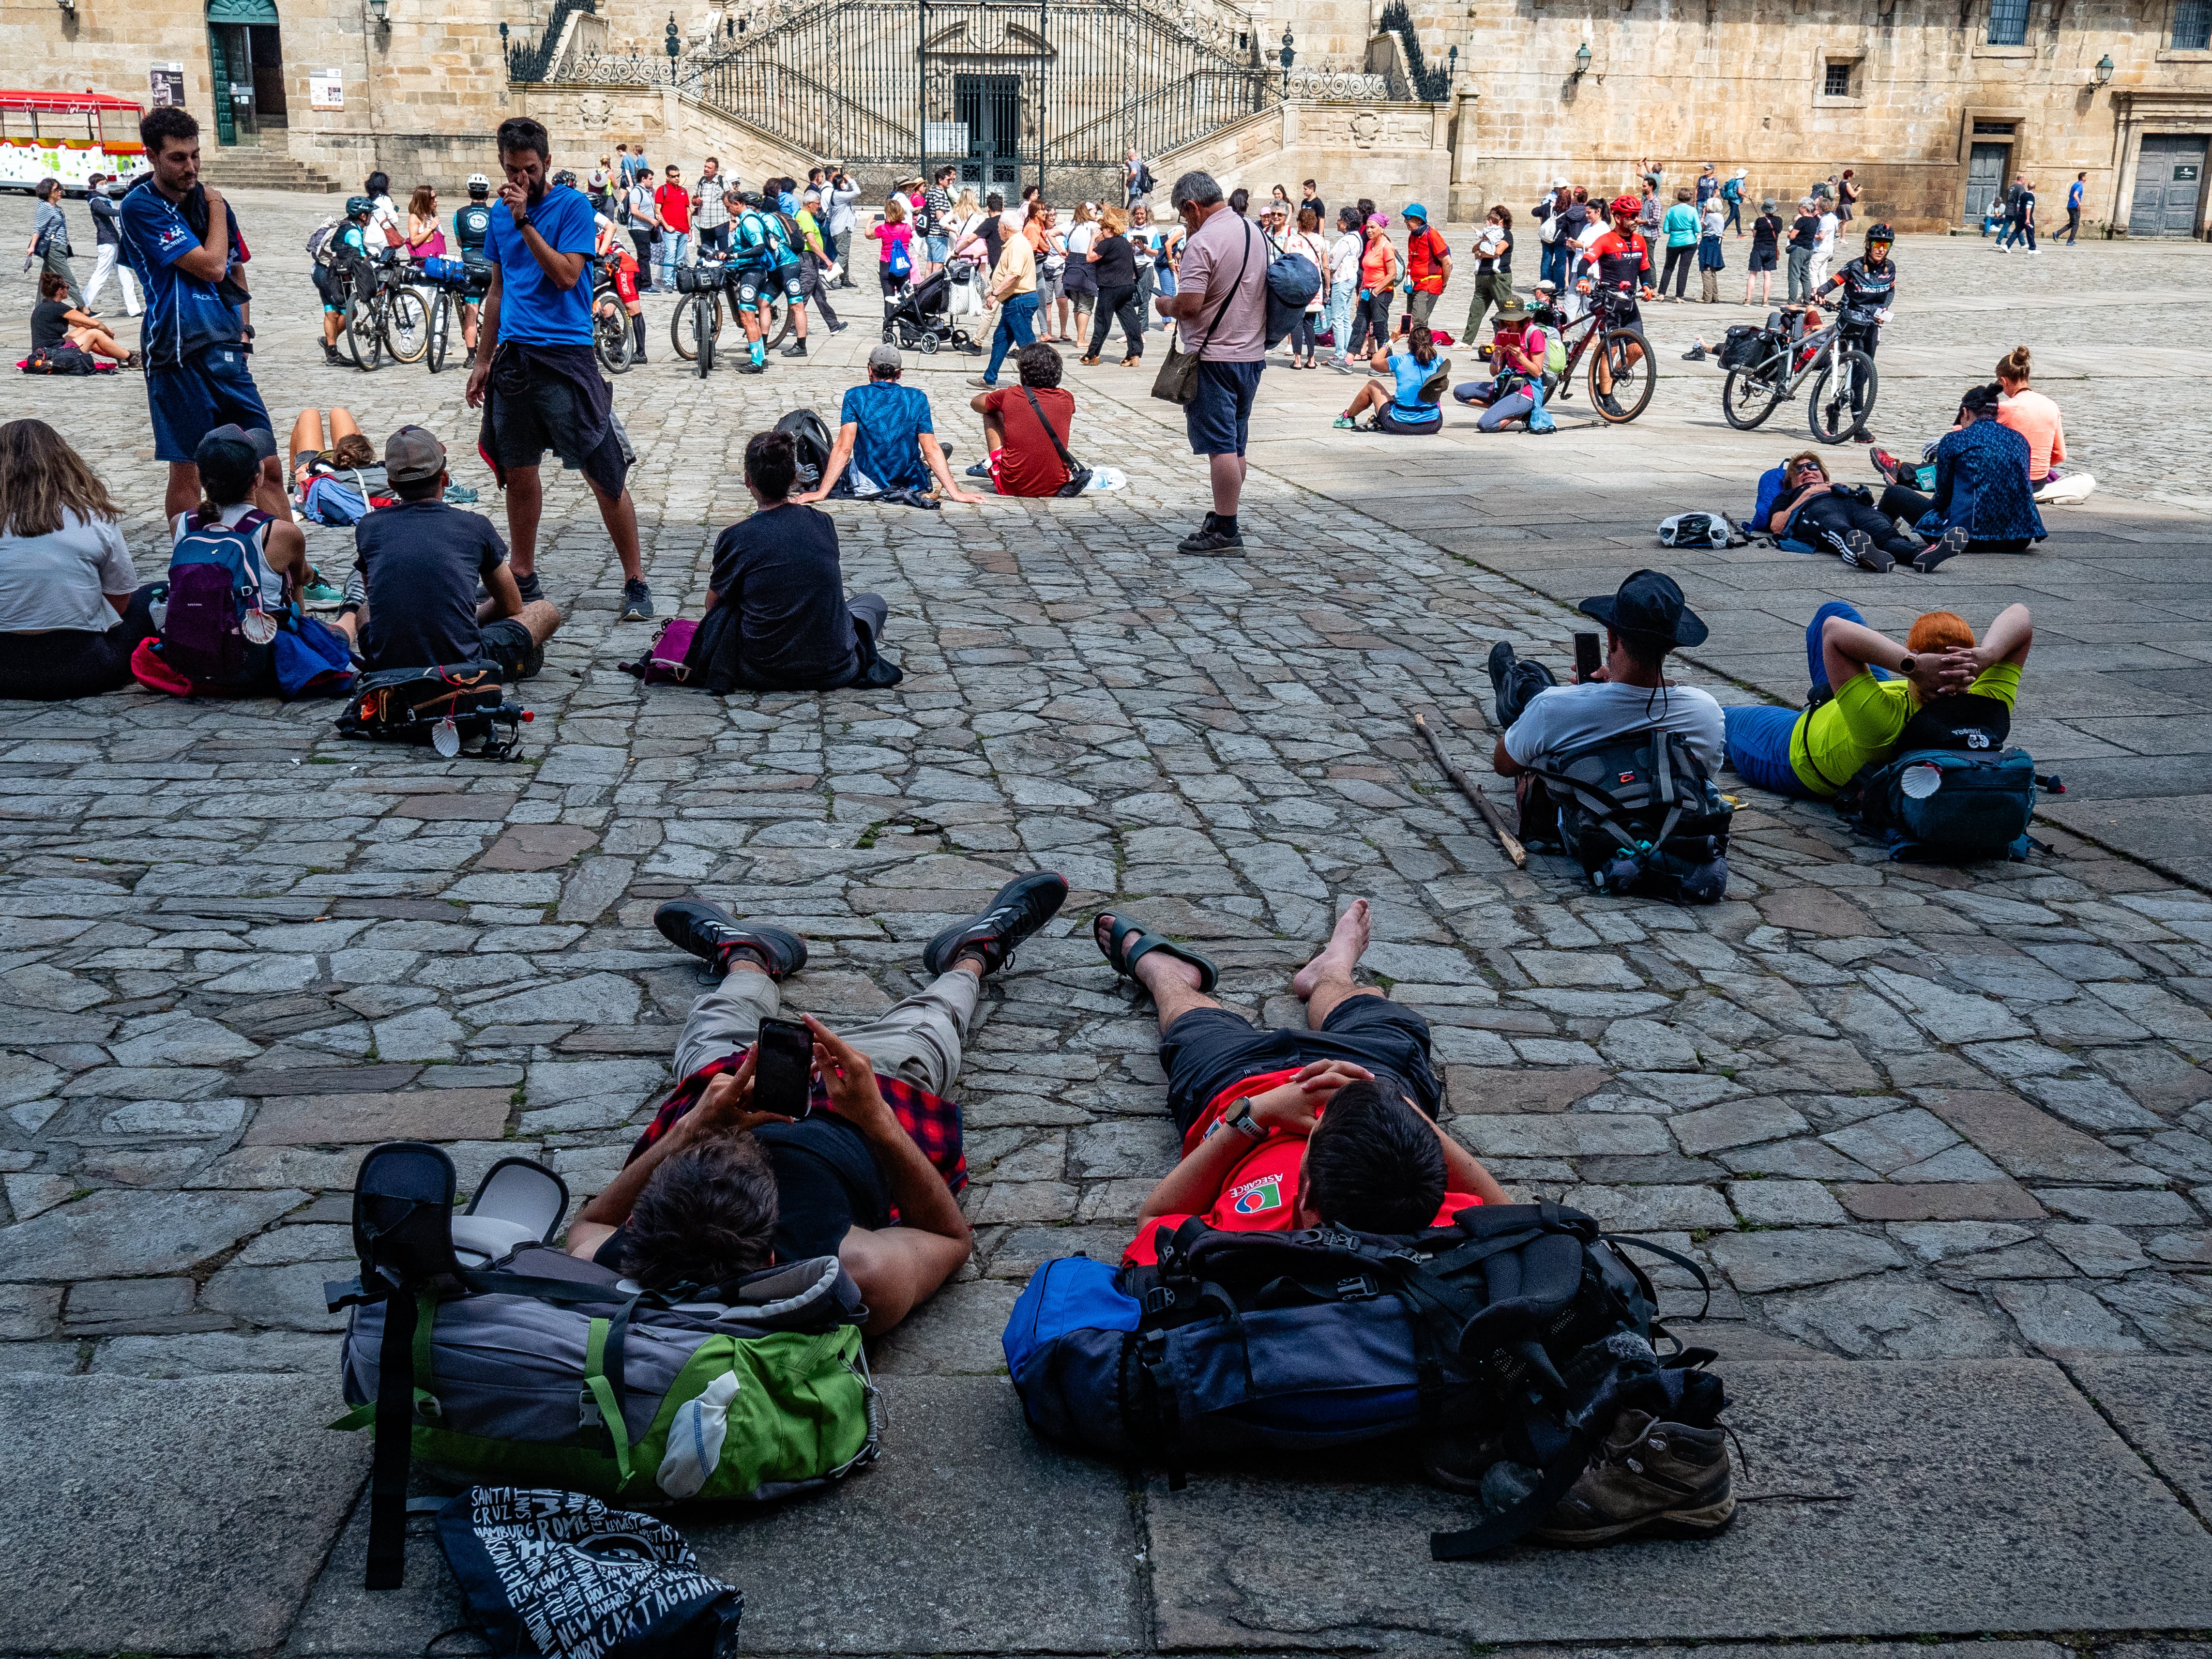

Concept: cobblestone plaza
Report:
left=7, top=192, right=2212, bottom=1652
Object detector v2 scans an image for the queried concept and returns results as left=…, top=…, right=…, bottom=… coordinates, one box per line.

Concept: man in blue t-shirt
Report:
left=464, top=116, right=652, bottom=622
left=118, top=106, right=279, bottom=525
left=796, top=345, right=980, bottom=506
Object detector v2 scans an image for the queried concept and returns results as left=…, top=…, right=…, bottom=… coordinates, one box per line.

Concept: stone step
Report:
left=198, top=147, right=345, bottom=195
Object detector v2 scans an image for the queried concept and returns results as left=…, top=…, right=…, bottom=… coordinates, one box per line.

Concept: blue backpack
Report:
left=1001, top=1210, right=1724, bottom=1560
left=162, top=508, right=273, bottom=687
left=1839, top=746, right=2044, bottom=862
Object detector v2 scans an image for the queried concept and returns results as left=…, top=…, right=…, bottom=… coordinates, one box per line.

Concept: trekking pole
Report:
left=1413, top=709, right=1527, bottom=869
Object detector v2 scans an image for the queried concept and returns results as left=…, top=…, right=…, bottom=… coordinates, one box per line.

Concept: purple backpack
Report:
left=620, top=616, right=698, bottom=685
left=163, top=508, right=273, bottom=686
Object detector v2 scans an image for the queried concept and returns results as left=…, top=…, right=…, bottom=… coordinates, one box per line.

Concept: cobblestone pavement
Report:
left=4, top=190, right=2212, bottom=1653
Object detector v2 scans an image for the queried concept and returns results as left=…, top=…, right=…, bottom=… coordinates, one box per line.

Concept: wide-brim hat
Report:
left=1578, top=568, right=1709, bottom=648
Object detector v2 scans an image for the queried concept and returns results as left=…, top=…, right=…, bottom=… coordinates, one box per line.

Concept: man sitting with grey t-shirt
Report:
left=1485, top=569, right=1724, bottom=833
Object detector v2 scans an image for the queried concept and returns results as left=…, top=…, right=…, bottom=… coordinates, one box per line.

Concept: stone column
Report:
left=2109, top=98, right=2138, bottom=237
left=1447, top=86, right=1480, bottom=220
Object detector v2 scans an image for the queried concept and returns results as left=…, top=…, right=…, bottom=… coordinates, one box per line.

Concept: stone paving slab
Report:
left=2071, top=1355, right=2212, bottom=1522
left=0, top=1370, right=368, bottom=1654
left=1144, top=1360, right=2212, bottom=1645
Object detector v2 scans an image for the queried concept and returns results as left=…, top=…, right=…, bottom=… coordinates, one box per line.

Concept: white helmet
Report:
left=467, top=173, right=490, bottom=194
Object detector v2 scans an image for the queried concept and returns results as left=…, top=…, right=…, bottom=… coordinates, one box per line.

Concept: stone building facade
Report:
left=9, top=0, right=2208, bottom=233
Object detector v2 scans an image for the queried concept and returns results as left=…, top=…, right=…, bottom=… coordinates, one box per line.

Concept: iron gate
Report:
left=688, top=0, right=1275, bottom=202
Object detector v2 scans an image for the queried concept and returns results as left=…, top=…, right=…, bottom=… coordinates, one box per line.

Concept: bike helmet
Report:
left=1864, top=222, right=1894, bottom=247
left=1610, top=194, right=1640, bottom=219
left=552, top=169, right=578, bottom=188
left=467, top=173, right=490, bottom=196
left=345, top=195, right=375, bottom=218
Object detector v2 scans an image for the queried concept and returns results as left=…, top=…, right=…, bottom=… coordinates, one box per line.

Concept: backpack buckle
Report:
left=1142, top=1286, right=1177, bottom=1316
left=1336, top=1275, right=1379, bottom=1302
left=579, top=1387, right=603, bottom=1430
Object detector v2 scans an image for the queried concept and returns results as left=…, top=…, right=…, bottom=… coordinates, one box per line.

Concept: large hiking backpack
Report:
left=774, top=408, right=835, bottom=490
left=1836, top=746, right=2043, bottom=862
left=1717, top=323, right=1770, bottom=369
left=1002, top=1207, right=1724, bottom=1559
left=162, top=508, right=276, bottom=687
left=335, top=661, right=527, bottom=760
left=328, top=1142, right=881, bottom=1590
left=1527, top=727, right=1734, bottom=901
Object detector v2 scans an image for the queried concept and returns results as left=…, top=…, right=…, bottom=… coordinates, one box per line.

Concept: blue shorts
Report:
left=926, top=235, right=950, bottom=262
left=1157, top=994, right=1440, bottom=1139
left=146, top=344, right=271, bottom=466
left=1185, top=358, right=1264, bottom=457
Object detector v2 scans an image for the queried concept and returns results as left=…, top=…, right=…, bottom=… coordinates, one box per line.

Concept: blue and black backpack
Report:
left=1835, top=694, right=2055, bottom=862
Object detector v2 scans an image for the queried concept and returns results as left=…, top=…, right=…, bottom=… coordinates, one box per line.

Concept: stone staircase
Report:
left=198, top=144, right=345, bottom=195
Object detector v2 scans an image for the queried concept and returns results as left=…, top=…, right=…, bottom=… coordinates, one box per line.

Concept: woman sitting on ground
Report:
left=29, top=271, right=135, bottom=368
left=1451, top=301, right=1551, bottom=431
left=1873, top=382, right=2045, bottom=560
left=1992, top=345, right=2066, bottom=487
left=1333, top=327, right=1446, bottom=434
left=1721, top=600, right=2032, bottom=801
left=1769, top=449, right=1965, bottom=574
left=0, top=418, right=157, bottom=700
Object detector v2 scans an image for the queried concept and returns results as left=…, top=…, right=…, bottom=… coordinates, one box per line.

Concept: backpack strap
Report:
left=1021, top=385, right=1089, bottom=476
left=363, top=1284, right=427, bottom=1589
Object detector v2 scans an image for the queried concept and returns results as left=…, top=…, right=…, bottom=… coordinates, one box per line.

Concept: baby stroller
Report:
left=882, top=258, right=982, bottom=355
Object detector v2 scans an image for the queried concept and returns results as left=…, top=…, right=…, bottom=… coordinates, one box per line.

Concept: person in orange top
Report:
left=1993, top=344, right=2066, bottom=485
left=1395, top=201, right=1453, bottom=343
left=1091, top=896, right=1509, bottom=1267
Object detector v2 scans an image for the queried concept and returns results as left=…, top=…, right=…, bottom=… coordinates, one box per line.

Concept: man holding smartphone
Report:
left=565, top=871, right=1068, bottom=1335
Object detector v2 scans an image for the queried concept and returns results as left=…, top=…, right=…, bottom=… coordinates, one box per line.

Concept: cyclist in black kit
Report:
left=453, top=173, right=495, bottom=361
left=1809, top=222, right=1895, bottom=441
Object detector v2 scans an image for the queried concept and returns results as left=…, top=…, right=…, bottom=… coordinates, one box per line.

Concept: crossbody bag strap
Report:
left=1022, top=385, right=1087, bottom=474
left=1191, top=220, right=1254, bottom=357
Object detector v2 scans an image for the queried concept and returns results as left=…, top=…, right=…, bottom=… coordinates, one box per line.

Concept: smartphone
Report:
left=1574, top=631, right=1603, bottom=683
left=753, top=1016, right=814, bottom=1119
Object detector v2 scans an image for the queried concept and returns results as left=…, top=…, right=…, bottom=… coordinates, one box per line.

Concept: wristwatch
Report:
left=1897, top=655, right=1917, bottom=676
left=1226, top=1100, right=1268, bottom=1141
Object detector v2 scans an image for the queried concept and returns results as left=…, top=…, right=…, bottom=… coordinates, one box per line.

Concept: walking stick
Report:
left=1413, top=709, right=1527, bottom=869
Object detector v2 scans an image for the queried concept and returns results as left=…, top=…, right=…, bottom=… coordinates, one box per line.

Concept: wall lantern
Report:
left=2090, top=52, right=2114, bottom=87
left=1278, top=28, right=1296, bottom=95
left=1572, top=41, right=1592, bottom=78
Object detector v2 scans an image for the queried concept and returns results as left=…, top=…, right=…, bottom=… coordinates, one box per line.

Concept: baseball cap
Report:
left=383, top=425, right=448, bottom=485
left=1401, top=201, right=1427, bottom=223
left=204, top=423, right=277, bottom=463
left=1578, top=569, right=1708, bottom=649
left=866, top=343, right=904, bottom=374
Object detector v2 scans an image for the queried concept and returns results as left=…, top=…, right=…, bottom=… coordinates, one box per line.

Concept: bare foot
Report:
left=1292, top=898, right=1372, bottom=1000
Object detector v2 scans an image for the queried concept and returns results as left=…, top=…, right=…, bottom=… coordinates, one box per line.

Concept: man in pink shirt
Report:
left=1154, top=170, right=1268, bottom=557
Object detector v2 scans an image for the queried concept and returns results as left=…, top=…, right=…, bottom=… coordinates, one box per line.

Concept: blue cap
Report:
left=1402, top=202, right=1428, bottom=223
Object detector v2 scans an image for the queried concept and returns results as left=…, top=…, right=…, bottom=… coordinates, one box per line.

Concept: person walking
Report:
left=826, top=169, right=860, bottom=284
left=1722, top=167, right=1747, bottom=235
left=1836, top=167, right=1860, bottom=227
left=1785, top=198, right=1818, bottom=302
left=968, top=206, right=1039, bottom=390
left=1995, top=176, right=2028, bottom=250
left=1459, top=205, right=1514, bottom=344
left=1659, top=186, right=1698, bottom=300
left=654, top=163, right=693, bottom=290
left=793, top=187, right=845, bottom=333
left=25, top=180, right=84, bottom=309
left=2013, top=177, right=2039, bottom=252
left=83, top=174, right=141, bottom=317
left=1081, top=205, right=1145, bottom=365
left=465, top=116, right=652, bottom=622
left=2064, top=172, right=2086, bottom=244
left=1807, top=195, right=1839, bottom=291
left=1154, top=169, right=1266, bottom=557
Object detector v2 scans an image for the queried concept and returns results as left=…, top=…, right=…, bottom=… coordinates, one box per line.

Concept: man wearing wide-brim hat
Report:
left=1449, top=300, right=1552, bottom=431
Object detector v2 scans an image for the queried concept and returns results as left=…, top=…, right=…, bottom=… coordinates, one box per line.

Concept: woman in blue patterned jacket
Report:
left=1875, top=382, right=2045, bottom=570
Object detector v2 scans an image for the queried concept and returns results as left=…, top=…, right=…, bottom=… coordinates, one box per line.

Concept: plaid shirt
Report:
left=628, top=1045, right=967, bottom=1195
left=694, top=175, right=730, bottom=230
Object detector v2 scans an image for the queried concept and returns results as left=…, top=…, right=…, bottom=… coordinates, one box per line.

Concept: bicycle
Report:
left=424, top=267, right=485, bottom=375
left=1541, top=282, right=1655, bottom=423
left=340, top=254, right=430, bottom=371
left=670, top=259, right=791, bottom=370
left=1719, top=303, right=1879, bottom=443
left=590, top=256, right=634, bottom=376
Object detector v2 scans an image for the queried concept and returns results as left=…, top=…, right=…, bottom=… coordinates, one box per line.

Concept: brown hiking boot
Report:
left=1531, top=1410, right=1736, bottom=1547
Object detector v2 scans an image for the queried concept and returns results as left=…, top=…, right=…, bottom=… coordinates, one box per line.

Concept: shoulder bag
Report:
left=1022, top=386, right=1093, bottom=497
left=1151, top=219, right=1253, bottom=407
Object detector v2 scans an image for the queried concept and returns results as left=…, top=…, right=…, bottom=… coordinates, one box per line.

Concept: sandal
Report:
left=1079, top=354, right=1100, bottom=366
left=1093, top=913, right=1219, bottom=993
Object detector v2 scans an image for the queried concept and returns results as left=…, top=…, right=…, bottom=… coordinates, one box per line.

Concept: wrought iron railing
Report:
left=506, top=0, right=598, bottom=83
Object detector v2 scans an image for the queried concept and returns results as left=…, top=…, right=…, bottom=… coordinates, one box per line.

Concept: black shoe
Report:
left=921, top=872, right=1069, bottom=978
left=1177, top=524, right=1244, bottom=555
left=1486, top=638, right=1517, bottom=703
left=781, top=339, right=808, bottom=357
left=322, top=343, right=345, bottom=366
left=654, top=900, right=809, bottom=980
left=1914, top=524, right=1970, bottom=574
left=829, top=320, right=849, bottom=333
left=1840, top=530, right=1893, bottom=573
left=966, top=460, right=992, bottom=478
left=621, top=578, right=653, bottom=621
left=515, top=571, right=545, bottom=604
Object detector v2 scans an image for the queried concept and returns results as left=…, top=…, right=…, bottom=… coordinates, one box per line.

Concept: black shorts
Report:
left=1749, top=246, right=1778, bottom=273
left=1157, top=995, right=1439, bottom=1138
left=739, top=259, right=803, bottom=306
left=485, top=344, right=630, bottom=501
left=1374, top=404, right=1442, bottom=436
left=477, top=616, right=542, bottom=681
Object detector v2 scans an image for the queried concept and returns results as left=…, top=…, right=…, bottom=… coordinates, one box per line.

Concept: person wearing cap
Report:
left=158, top=425, right=309, bottom=695
left=466, top=116, right=652, bottom=624
left=1744, top=197, right=1782, bottom=306
left=83, top=173, right=142, bottom=319
left=1720, top=601, right=2031, bottom=801
left=1154, top=170, right=1270, bottom=556
left=1695, top=163, right=1718, bottom=209
left=1396, top=203, right=1452, bottom=344
left=454, top=175, right=496, bottom=361
left=333, top=425, right=560, bottom=683
left=1485, top=572, right=1726, bottom=825
left=1871, top=382, right=2045, bottom=559
left=1450, top=301, right=1548, bottom=431
left=801, top=344, right=980, bottom=507
left=791, top=188, right=845, bottom=334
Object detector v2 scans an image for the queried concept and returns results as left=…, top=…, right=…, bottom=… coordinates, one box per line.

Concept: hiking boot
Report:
left=921, top=871, right=1069, bottom=978
left=1840, top=530, right=1893, bottom=573
left=620, top=579, right=654, bottom=622
left=781, top=338, right=808, bottom=357
left=323, top=342, right=346, bottom=366
left=517, top=635, right=546, bottom=680
left=1177, top=520, right=1243, bottom=556
left=514, top=570, right=545, bottom=604
left=1531, top=1410, right=1737, bottom=1548
left=1914, top=523, right=1971, bottom=574
left=654, top=900, right=808, bottom=980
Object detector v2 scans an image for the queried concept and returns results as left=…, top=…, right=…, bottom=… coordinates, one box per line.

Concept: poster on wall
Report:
left=149, top=62, right=184, bottom=108
left=309, top=69, right=344, bottom=109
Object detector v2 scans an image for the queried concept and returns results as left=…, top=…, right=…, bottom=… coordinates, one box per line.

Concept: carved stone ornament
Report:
left=578, top=91, right=613, bottom=126
left=1349, top=107, right=1382, bottom=145
left=1286, top=67, right=1391, bottom=99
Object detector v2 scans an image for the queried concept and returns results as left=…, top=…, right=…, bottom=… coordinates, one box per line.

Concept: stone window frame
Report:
left=2158, top=0, right=2212, bottom=60
left=1973, top=0, right=2038, bottom=56
left=1815, top=53, right=1867, bottom=107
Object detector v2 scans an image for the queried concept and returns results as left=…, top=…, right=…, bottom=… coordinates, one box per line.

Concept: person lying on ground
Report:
left=29, top=270, right=136, bottom=367
left=1868, top=382, right=2045, bottom=560
left=1333, top=327, right=1446, bottom=433
left=1485, top=569, right=1724, bottom=829
left=330, top=425, right=558, bottom=682
left=697, top=429, right=894, bottom=690
left=567, top=872, right=1068, bottom=1332
left=1720, top=600, right=2031, bottom=799
left=1767, top=449, right=1964, bottom=574
left=287, top=406, right=388, bottom=532
left=962, top=342, right=1081, bottom=495
left=0, top=417, right=159, bottom=700
left=1092, top=897, right=1507, bottom=1264
left=1451, top=301, right=1551, bottom=431
left=797, top=344, right=981, bottom=506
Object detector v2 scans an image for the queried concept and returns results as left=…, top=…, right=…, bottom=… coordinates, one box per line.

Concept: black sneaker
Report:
left=921, top=871, right=1069, bottom=978
left=736, top=358, right=767, bottom=375
left=1914, top=523, right=1970, bottom=574
left=1486, top=638, right=1518, bottom=703
left=620, top=579, right=654, bottom=621
left=654, top=900, right=808, bottom=980
left=322, top=343, right=345, bottom=366
left=515, top=571, right=545, bottom=604
left=781, top=339, right=808, bottom=357
left=829, top=320, right=849, bottom=333
left=1177, top=521, right=1243, bottom=556
left=1840, top=530, right=1893, bottom=573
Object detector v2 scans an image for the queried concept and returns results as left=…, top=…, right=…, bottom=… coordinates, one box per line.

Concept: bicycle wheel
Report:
left=671, top=289, right=703, bottom=360
left=344, top=285, right=384, bottom=371
left=1720, top=363, right=1783, bottom=430
left=382, top=286, right=430, bottom=364
left=426, top=289, right=452, bottom=374
left=696, top=293, right=716, bottom=378
left=595, top=304, right=633, bottom=375
left=758, top=287, right=792, bottom=349
left=1808, top=350, right=1878, bottom=444
left=1589, top=328, right=1655, bottom=423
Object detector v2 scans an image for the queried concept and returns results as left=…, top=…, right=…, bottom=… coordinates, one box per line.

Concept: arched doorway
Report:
left=206, top=0, right=286, bottom=146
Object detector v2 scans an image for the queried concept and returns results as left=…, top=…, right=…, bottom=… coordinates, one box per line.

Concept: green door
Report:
left=207, top=0, right=281, bottom=146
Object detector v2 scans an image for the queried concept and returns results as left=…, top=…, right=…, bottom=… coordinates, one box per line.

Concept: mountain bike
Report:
left=342, top=254, right=429, bottom=371
left=424, top=270, right=484, bottom=374
left=671, top=261, right=791, bottom=370
left=1719, top=304, right=1879, bottom=443
left=1543, top=282, right=1655, bottom=423
left=589, top=257, right=634, bottom=375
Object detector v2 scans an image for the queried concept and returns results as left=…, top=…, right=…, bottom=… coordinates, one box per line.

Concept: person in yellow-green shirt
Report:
left=1722, top=600, right=2032, bottom=799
